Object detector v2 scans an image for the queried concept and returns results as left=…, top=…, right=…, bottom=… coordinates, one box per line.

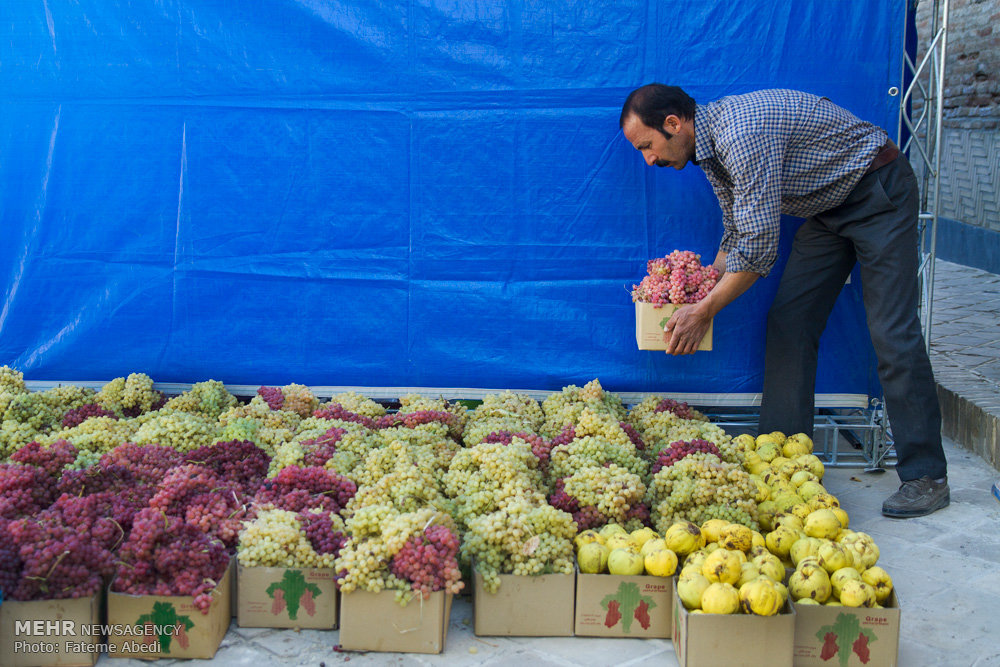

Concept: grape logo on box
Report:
left=135, top=602, right=193, bottom=653
left=818, top=613, right=877, bottom=666
left=267, top=570, right=320, bottom=620
left=601, top=582, right=656, bottom=633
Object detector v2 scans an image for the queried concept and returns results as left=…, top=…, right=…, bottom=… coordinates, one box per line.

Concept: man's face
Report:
left=622, top=113, right=695, bottom=170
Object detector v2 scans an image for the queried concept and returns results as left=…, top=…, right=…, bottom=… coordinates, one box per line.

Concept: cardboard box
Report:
left=472, top=570, right=575, bottom=636
left=237, top=564, right=338, bottom=629
left=0, top=594, right=101, bottom=667
left=338, top=590, right=452, bottom=654
left=575, top=572, right=672, bottom=638
left=672, top=579, right=795, bottom=667
left=635, top=302, right=713, bottom=351
left=105, top=560, right=232, bottom=660
left=791, top=590, right=901, bottom=666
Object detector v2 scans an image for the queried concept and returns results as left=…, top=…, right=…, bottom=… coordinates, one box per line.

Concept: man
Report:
left=620, top=84, right=948, bottom=518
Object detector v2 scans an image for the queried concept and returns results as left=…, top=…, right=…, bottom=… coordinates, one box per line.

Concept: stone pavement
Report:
left=95, top=258, right=1000, bottom=667
left=929, top=259, right=1000, bottom=471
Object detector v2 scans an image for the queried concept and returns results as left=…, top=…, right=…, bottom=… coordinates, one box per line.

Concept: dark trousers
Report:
left=757, top=156, right=947, bottom=482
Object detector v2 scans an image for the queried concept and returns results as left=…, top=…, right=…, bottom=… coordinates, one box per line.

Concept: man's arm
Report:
left=663, top=265, right=760, bottom=355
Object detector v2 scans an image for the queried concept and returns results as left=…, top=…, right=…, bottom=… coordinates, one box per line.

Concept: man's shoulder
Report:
left=713, top=89, right=822, bottom=114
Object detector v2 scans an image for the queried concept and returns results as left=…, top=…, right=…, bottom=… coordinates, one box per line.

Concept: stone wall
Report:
left=913, top=0, right=1000, bottom=245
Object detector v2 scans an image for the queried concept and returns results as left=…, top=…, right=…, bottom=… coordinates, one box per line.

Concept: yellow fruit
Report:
left=773, top=581, right=789, bottom=605
left=607, top=548, right=644, bottom=576
left=643, top=548, right=678, bottom=577
left=677, top=573, right=711, bottom=610
left=768, top=430, right=788, bottom=444
left=701, top=582, right=740, bottom=614
left=860, top=566, right=893, bottom=604
left=825, top=600, right=844, bottom=607
left=718, top=523, right=753, bottom=552
left=599, top=523, right=628, bottom=540
left=788, top=503, right=811, bottom=521
left=737, top=561, right=761, bottom=588
left=683, top=550, right=710, bottom=572
left=640, top=537, right=668, bottom=559
left=700, top=519, right=729, bottom=544
left=752, top=477, right=771, bottom=503
left=752, top=552, right=785, bottom=582
left=771, top=492, right=804, bottom=513
left=756, top=500, right=777, bottom=531
left=831, top=507, right=850, bottom=529
left=789, top=469, right=818, bottom=488
left=796, top=598, right=821, bottom=605
left=830, top=567, right=862, bottom=599
left=817, top=541, right=852, bottom=573
left=773, top=458, right=801, bottom=479
left=701, top=549, right=742, bottom=585
left=789, top=536, right=822, bottom=566
left=788, top=564, right=832, bottom=603
left=795, top=454, right=825, bottom=479
left=664, top=521, right=705, bottom=557
left=782, top=434, right=812, bottom=458
left=629, top=527, right=659, bottom=551
left=756, top=441, right=781, bottom=462
left=764, top=526, right=799, bottom=560
left=808, top=493, right=840, bottom=511
left=838, top=580, right=877, bottom=608
left=574, top=529, right=604, bottom=551
left=679, top=563, right=702, bottom=580
left=774, top=512, right=804, bottom=533
left=840, top=532, right=880, bottom=569
left=739, top=577, right=783, bottom=616
left=797, top=480, right=827, bottom=502
left=733, top=433, right=757, bottom=451
left=750, top=531, right=766, bottom=550
left=605, top=534, right=633, bottom=552
left=577, top=542, right=610, bottom=574
left=804, top=509, right=842, bottom=540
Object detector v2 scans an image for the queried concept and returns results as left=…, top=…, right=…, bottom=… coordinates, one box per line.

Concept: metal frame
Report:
left=899, top=0, right=950, bottom=350
left=703, top=400, right=894, bottom=471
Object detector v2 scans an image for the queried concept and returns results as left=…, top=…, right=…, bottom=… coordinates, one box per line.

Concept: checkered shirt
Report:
left=693, top=89, right=887, bottom=276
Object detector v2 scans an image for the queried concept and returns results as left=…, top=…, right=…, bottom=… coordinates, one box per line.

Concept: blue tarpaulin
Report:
left=0, top=1, right=904, bottom=401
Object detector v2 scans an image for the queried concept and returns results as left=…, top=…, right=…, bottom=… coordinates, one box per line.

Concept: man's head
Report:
left=620, top=84, right=697, bottom=170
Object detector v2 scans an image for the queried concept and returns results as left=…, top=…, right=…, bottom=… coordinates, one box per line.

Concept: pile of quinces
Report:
left=574, top=523, right=680, bottom=578
left=737, top=431, right=894, bottom=608
left=675, top=519, right=787, bottom=615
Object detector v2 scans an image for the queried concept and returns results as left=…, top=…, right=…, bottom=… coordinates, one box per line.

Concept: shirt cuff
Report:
left=725, top=248, right=774, bottom=277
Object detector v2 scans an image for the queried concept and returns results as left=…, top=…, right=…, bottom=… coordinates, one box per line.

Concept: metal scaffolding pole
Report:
left=899, top=0, right=950, bottom=351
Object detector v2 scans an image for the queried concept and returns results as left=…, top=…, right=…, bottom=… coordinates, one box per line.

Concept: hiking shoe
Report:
left=882, top=476, right=950, bottom=518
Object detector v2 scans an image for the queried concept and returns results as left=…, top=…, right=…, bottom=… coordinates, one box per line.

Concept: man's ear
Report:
left=661, top=114, right=683, bottom=138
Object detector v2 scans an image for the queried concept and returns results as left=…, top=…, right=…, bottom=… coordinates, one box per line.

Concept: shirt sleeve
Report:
left=718, top=133, right=783, bottom=277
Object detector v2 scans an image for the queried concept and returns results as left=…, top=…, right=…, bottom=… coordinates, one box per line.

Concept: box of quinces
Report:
left=791, top=590, right=900, bottom=666
left=106, top=559, right=233, bottom=660
left=0, top=595, right=101, bottom=667
left=237, top=565, right=338, bottom=629
left=672, top=577, right=795, bottom=667
left=338, top=590, right=452, bottom=654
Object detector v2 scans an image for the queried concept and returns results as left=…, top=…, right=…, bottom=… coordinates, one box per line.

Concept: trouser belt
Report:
left=864, top=139, right=900, bottom=175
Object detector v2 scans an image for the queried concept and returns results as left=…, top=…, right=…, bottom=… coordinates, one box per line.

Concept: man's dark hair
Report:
left=619, top=84, right=696, bottom=131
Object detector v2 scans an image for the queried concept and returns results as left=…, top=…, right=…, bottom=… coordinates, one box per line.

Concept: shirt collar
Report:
left=693, top=102, right=717, bottom=164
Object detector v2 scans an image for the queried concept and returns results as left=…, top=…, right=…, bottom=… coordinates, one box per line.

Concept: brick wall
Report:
left=915, top=0, right=999, bottom=130
left=913, top=0, right=1000, bottom=241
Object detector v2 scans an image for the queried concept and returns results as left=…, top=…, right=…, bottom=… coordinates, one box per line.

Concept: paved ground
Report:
left=93, top=258, right=1000, bottom=667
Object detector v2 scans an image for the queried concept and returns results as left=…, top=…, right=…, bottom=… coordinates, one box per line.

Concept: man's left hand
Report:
left=663, top=304, right=711, bottom=355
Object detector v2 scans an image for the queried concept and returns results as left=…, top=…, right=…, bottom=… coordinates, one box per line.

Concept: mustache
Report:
left=654, top=159, right=670, bottom=168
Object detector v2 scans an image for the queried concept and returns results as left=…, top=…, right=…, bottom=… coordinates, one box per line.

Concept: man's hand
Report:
left=663, top=304, right=712, bottom=355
